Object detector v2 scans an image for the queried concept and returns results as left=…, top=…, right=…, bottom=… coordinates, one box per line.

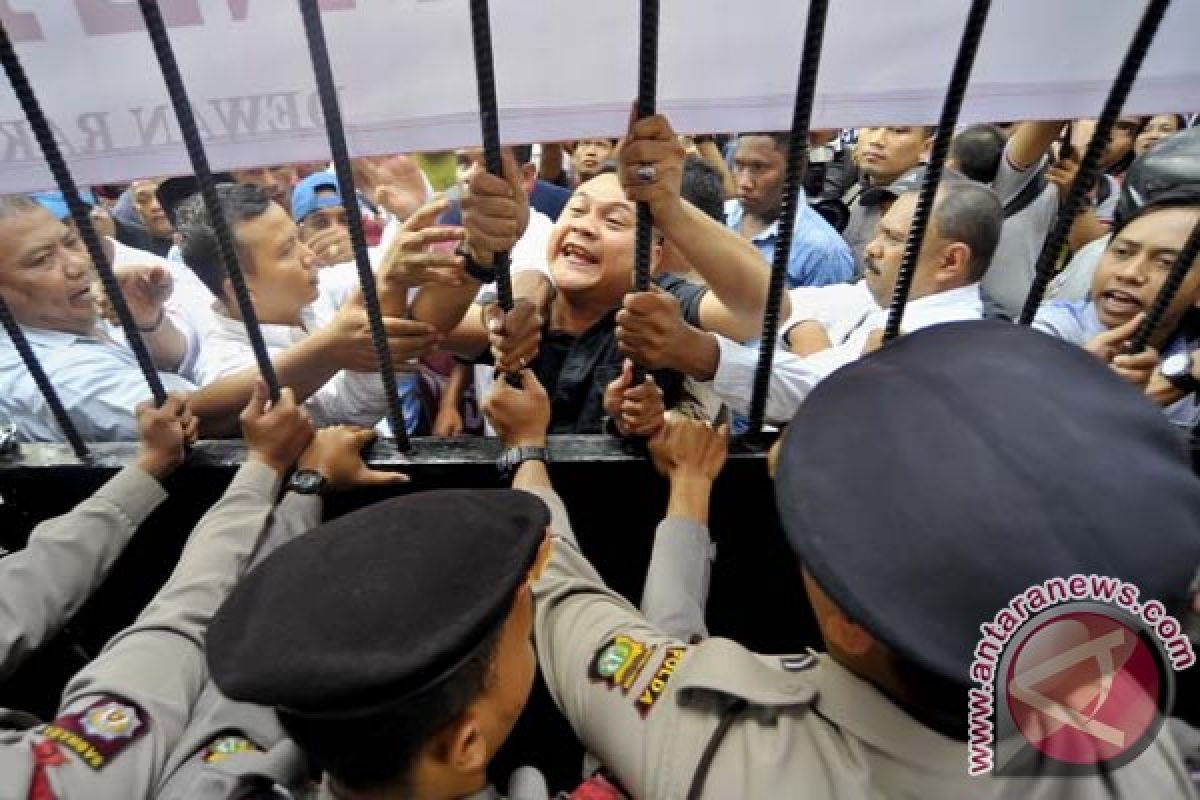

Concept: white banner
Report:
left=0, top=0, right=1197, bottom=192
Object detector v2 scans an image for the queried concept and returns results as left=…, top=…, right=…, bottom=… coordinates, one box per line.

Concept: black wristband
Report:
left=457, top=243, right=496, bottom=284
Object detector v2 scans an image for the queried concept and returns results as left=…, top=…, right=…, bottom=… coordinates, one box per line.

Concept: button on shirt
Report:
left=0, top=324, right=195, bottom=442
left=725, top=198, right=855, bottom=289
left=1034, top=300, right=1200, bottom=428
left=709, top=282, right=984, bottom=425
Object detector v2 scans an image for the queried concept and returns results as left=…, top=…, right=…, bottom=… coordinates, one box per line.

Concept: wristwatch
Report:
left=286, top=468, right=329, bottom=496
left=1161, top=350, right=1200, bottom=394
left=497, top=445, right=549, bottom=478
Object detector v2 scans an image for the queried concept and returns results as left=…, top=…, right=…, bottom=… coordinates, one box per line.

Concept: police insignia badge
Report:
left=635, top=646, right=687, bottom=717
left=202, top=734, right=261, bottom=764
left=590, top=634, right=654, bottom=694
left=41, top=697, right=148, bottom=770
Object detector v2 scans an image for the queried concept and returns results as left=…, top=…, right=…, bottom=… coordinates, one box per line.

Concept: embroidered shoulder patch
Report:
left=202, top=734, right=261, bottom=764
left=590, top=635, right=655, bottom=694
left=634, top=646, right=687, bottom=717
left=40, top=697, right=148, bottom=771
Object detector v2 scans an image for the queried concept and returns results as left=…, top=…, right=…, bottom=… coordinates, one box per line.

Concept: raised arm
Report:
left=643, top=414, right=729, bottom=642
left=620, top=114, right=789, bottom=342
left=0, top=395, right=194, bottom=680
left=0, top=383, right=315, bottom=799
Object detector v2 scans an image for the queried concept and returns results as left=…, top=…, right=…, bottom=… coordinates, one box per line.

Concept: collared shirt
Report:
left=1034, top=299, right=1200, bottom=428
left=193, top=266, right=412, bottom=431
left=725, top=197, right=855, bottom=289
left=495, top=274, right=706, bottom=434
left=709, top=282, right=984, bottom=425
left=0, top=324, right=194, bottom=442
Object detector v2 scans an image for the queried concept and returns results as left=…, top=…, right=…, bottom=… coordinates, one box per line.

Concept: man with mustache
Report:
left=617, top=170, right=1002, bottom=425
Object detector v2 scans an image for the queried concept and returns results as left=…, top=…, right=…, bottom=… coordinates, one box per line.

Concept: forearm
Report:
left=59, top=461, right=282, bottom=747
left=409, top=281, right=480, bottom=335
left=658, top=200, right=779, bottom=340
left=642, top=477, right=716, bottom=641
left=190, top=333, right=341, bottom=436
left=142, top=316, right=189, bottom=372
left=1067, top=210, right=1109, bottom=252
left=441, top=271, right=553, bottom=358
left=539, top=143, right=565, bottom=183
left=1008, top=120, right=1066, bottom=170
left=0, top=465, right=166, bottom=679
left=787, top=321, right=834, bottom=356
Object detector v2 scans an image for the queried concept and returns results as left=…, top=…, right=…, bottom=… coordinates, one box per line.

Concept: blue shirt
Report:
left=1034, top=300, right=1200, bottom=428
left=0, top=325, right=194, bottom=442
left=725, top=197, right=854, bottom=289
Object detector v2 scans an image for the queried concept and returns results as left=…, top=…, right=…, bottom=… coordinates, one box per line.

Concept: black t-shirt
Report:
left=481, top=274, right=707, bottom=434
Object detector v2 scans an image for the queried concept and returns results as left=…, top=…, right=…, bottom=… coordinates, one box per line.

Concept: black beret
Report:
left=206, top=489, right=550, bottom=718
left=775, top=321, right=1200, bottom=686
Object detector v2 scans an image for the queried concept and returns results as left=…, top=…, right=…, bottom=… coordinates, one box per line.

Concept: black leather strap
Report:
left=686, top=699, right=747, bottom=800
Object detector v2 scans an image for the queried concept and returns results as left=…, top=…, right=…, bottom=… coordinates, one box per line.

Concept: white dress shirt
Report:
left=710, top=282, right=984, bottom=425
left=193, top=265, right=395, bottom=429
left=0, top=324, right=195, bottom=442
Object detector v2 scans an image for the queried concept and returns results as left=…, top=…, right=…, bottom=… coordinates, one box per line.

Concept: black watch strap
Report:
left=457, top=242, right=497, bottom=284
left=497, top=445, right=549, bottom=477
left=286, top=468, right=329, bottom=496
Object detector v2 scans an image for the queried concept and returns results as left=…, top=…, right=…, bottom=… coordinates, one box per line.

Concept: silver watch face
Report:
left=1162, top=352, right=1190, bottom=378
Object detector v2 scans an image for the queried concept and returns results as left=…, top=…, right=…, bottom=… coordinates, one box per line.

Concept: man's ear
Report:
left=823, top=608, right=875, bottom=657
left=921, top=132, right=936, bottom=162
left=650, top=238, right=665, bottom=276
left=939, top=241, right=972, bottom=285
left=442, top=711, right=489, bottom=775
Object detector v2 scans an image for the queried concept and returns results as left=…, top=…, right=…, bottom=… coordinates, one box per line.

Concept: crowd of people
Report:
left=2, top=108, right=1200, bottom=798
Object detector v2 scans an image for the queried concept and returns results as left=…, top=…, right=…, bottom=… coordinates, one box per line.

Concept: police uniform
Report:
left=0, top=460, right=283, bottom=799
left=0, top=465, right=168, bottom=681
left=531, top=321, right=1200, bottom=799
left=155, top=492, right=323, bottom=800
left=204, top=489, right=554, bottom=800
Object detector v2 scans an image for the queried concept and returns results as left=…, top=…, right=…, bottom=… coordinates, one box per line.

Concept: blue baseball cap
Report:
left=30, top=189, right=98, bottom=220
left=291, top=172, right=342, bottom=222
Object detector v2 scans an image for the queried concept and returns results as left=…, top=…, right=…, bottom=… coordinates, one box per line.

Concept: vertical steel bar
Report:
left=745, top=0, right=831, bottom=434
left=1017, top=0, right=1171, bottom=325
left=297, top=0, right=412, bottom=450
left=882, top=0, right=993, bottom=342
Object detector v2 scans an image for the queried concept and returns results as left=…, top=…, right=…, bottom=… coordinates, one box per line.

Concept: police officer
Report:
left=0, top=380, right=316, bottom=798
left=154, top=425, right=408, bottom=800
left=0, top=393, right=196, bottom=682
left=203, top=485, right=555, bottom=800
left=484, top=323, right=1200, bottom=798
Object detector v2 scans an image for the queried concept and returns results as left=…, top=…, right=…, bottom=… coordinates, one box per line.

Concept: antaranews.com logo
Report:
left=968, top=573, right=1194, bottom=777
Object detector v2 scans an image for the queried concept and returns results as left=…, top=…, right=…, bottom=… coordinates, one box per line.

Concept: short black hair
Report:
left=681, top=156, right=726, bottom=223
left=739, top=131, right=791, bottom=154
left=277, top=618, right=505, bottom=795
left=949, top=124, right=1006, bottom=184
left=927, top=181, right=1003, bottom=282
left=177, top=183, right=271, bottom=299
left=510, top=144, right=533, bottom=166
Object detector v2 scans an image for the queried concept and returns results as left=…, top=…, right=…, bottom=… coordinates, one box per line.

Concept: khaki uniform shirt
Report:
left=0, top=466, right=167, bottom=681
left=528, top=484, right=1198, bottom=799
left=0, top=460, right=282, bottom=800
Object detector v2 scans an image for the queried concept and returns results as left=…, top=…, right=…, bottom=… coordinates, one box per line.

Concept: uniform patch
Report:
left=201, top=734, right=261, bottom=764
left=590, top=635, right=654, bottom=694
left=40, top=697, right=148, bottom=771
left=635, top=646, right=687, bottom=717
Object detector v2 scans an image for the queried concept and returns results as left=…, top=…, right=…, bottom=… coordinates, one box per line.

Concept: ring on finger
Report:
left=636, top=164, right=657, bottom=184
